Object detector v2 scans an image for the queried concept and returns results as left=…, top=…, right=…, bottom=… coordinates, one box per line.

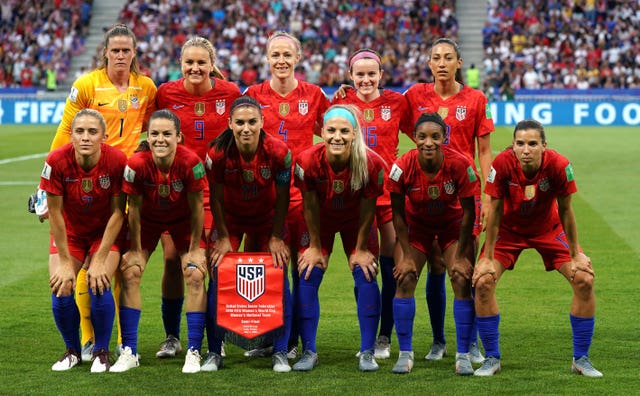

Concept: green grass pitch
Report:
left=0, top=124, right=638, bottom=395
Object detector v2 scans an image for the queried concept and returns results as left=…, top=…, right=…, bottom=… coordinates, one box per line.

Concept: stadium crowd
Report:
left=0, top=0, right=91, bottom=89
left=482, top=0, right=640, bottom=100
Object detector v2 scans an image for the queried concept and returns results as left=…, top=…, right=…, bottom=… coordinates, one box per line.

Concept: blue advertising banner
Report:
left=0, top=98, right=638, bottom=126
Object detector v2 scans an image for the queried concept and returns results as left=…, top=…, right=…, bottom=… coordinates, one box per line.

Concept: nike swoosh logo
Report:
left=173, top=104, right=185, bottom=109
left=409, top=187, right=420, bottom=191
left=78, top=291, right=89, bottom=295
left=97, top=102, right=109, bottom=106
left=418, top=106, right=429, bottom=111
left=260, top=105, right=271, bottom=109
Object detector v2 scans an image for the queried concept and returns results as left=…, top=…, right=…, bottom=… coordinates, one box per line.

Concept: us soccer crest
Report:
left=82, top=178, right=93, bottom=193
left=381, top=106, right=391, bottom=121
left=216, top=100, right=225, bottom=115
left=443, top=180, right=455, bottom=195
left=158, top=184, right=170, bottom=197
left=428, top=185, right=440, bottom=199
left=539, top=178, right=550, bottom=192
left=195, top=102, right=205, bottom=116
left=130, top=95, right=139, bottom=109
left=279, top=103, right=290, bottom=116
left=437, top=107, right=448, bottom=119
left=298, top=100, right=308, bottom=115
left=236, top=263, right=265, bottom=303
left=333, top=180, right=345, bottom=194
left=99, top=175, right=111, bottom=190
left=171, top=179, right=184, bottom=192
left=118, top=99, right=127, bottom=112
left=260, top=166, right=272, bottom=180
left=524, top=185, right=536, bottom=200
left=364, top=108, right=374, bottom=122
left=456, top=106, right=467, bottom=121
left=243, top=169, right=255, bottom=182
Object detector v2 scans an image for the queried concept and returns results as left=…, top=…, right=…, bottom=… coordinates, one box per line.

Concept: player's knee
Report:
left=396, top=273, right=418, bottom=295
left=473, top=272, right=497, bottom=299
left=120, top=266, right=142, bottom=285
left=572, top=270, right=594, bottom=295
left=184, top=267, right=205, bottom=287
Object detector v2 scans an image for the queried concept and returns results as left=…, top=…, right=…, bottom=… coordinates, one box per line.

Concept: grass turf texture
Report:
left=0, top=125, right=638, bottom=395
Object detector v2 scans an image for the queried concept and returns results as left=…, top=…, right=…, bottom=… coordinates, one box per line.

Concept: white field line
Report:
left=0, top=152, right=47, bottom=165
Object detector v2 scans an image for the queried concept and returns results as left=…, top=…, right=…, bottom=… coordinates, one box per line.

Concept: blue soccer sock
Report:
left=353, top=266, right=381, bottom=352
left=186, top=311, right=206, bottom=352
left=470, top=286, right=480, bottom=345
left=206, top=279, right=223, bottom=354
left=393, top=297, right=415, bottom=352
left=51, top=294, right=81, bottom=353
left=274, top=275, right=293, bottom=353
left=89, top=289, right=115, bottom=351
left=119, top=306, right=141, bottom=355
left=453, top=299, right=475, bottom=354
left=378, top=255, right=396, bottom=339
left=161, top=296, right=183, bottom=339
left=426, top=271, right=446, bottom=344
left=287, top=268, right=300, bottom=349
left=297, top=267, right=323, bottom=353
left=476, top=314, right=500, bottom=359
left=570, top=314, right=595, bottom=358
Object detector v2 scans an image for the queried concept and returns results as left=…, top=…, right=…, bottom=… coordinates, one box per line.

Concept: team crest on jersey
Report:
left=539, top=178, right=549, bottom=192
left=279, top=103, right=290, bottom=116
left=333, top=180, right=345, bottom=194
left=428, top=185, right=440, bottom=199
left=364, top=108, right=374, bottom=122
left=524, top=185, right=536, bottom=200
left=171, top=179, right=184, bottom=192
left=299, top=100, right=309, bottom=115
left=437, top=107, right=448, bottom=119
left=216, top=100, right=225, bottom=115
left=236, top=264, right=265, bottom=303
left=381, top=106, right=391, bottom=121
left=195, top=102, right=205, bottom=116
left=99, top=175, right=111, bottom=189
left=118, top=99, right=127, bottom=112
left=158, top=184, right=170, bottom=197
left=243, top=170, right=255, bottom=182
left=131, top=95, right=139, bottom=109
left=260, top=166, right=272, bottom=180
left=444, top=180, right=455, bottom=195
left=81, top=178, right=93, bottom=193
left=456, top=106, right=467, bottom=121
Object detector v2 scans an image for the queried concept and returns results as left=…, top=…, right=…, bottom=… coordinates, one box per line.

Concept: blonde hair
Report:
left=99, top=24, right=140, bottom=74
left=72, top=108, right=107, bottom=134
left=324, top=104, right=369, bottom=191
left=181, top=36, right=225, bottom=79
left=266, top=30, right=302, bottom=57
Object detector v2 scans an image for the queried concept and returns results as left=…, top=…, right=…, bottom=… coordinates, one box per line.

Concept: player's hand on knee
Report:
left=472, top=257, right=497, bottom=287
left=350, top=249, right=377, bottom=281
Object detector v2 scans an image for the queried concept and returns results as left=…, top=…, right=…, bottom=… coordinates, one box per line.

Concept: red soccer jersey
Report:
left=40, top=143, right=126, bottom=238
left=123, top=145, right=206, bottom=225
left=484, top=148, right=577, bottom=236
left=205, top=133, right=292, bottom=224
left=294, top=144, right=385, bottom=224
left=387, top=147, right=479, bottom=229
left=403, top=83, right=494, bottom=165
left=244, top=81, right=330, bottom=204
left=156, top=78, right=241, bottom=161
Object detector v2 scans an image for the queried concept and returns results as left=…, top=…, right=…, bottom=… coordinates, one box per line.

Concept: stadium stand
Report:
left=482, top=0, right=640, bottom=100
left=0, top=0, right=91, bottom=88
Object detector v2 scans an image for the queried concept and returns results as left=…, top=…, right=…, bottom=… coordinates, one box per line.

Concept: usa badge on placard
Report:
left=381, top=106, right=391, bottom=121
left=195, top=102, right=205, bottom=116
left=279, top=103, right=290, bottom=116
left=243, top=169, right=255, bottom=182
left=333, top=180, right=344, bottom=194
left=118, top=99, right=127, bottom=112
left=298, top=100, right=308, bottom=115
left=99, top=175, right=111, bottom=190
left=82, top=178, right=93, bottom=193
left=437, top=106, right=448, bottom=119
left=158, top=184, right=170, bottom=197
left=216, top=100, right=225, bottom=115
left=428, top=185, right=440, bottom=199
left=237, top=263, right=266, bottom=303
left=456, top=106, right=467, bottom=121
left=364, top=108, right=374, bottom=122
left=524, top=184, right=536, bottom=200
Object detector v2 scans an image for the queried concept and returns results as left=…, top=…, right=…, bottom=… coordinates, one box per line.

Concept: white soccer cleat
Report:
left=51, top=349, right=81, bottom=371
left=110, top=346, right=139, bottom=373
left=156, top=335, right=183, bottom=358
left=182, top=348, right=202, bottom=373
